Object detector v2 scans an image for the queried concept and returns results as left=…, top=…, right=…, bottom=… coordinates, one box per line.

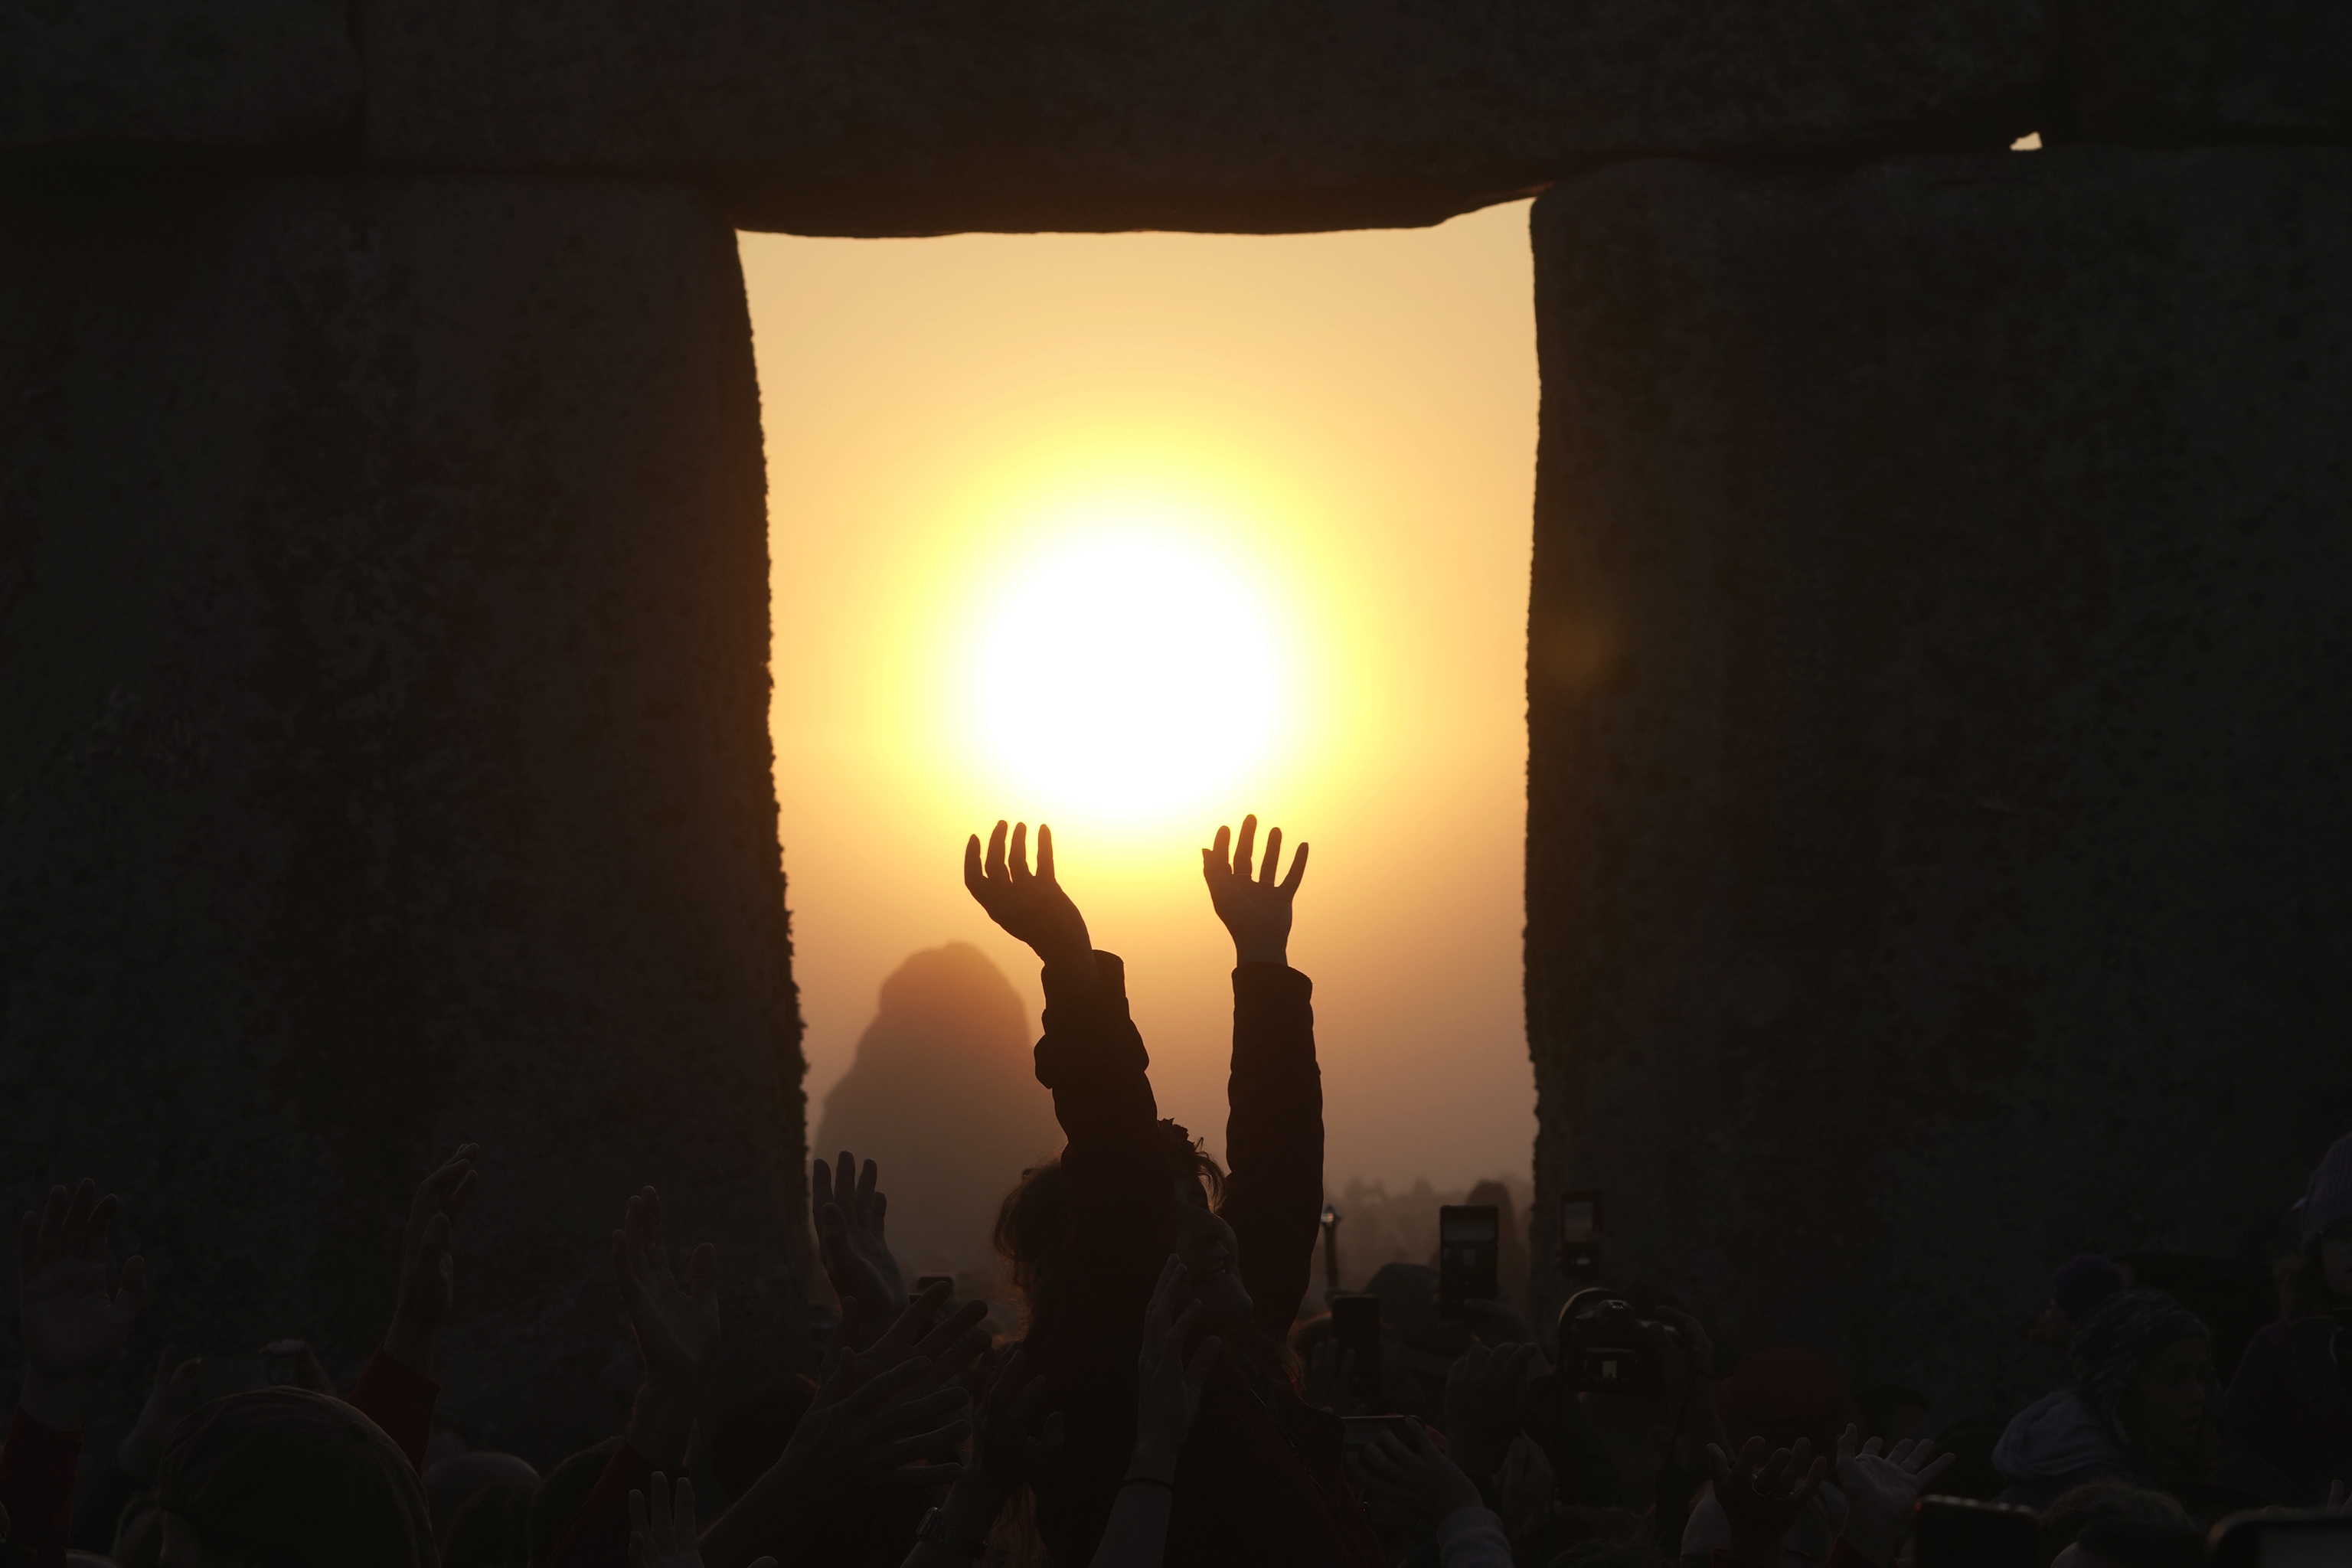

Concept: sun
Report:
left=971, top=531, right=1285, bottom=821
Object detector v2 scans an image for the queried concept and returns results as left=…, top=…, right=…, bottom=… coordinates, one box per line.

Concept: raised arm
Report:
left=966, top=821, right=1165, bottom=1239
left=1203, top=815, right=1324, bottom=1334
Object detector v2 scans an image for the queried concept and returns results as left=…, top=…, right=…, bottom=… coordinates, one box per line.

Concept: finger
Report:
left=650, top=1470, right=674, bottom=1545
left=627, top=1487, right=649, bottom=1545
left=1797, top=1454, right=1828, bottom=1499
left=1012, top=822, right=1034, bottom=886
left=688, top=1242, right=718, bottom=1316
left=1233, top=815, right=1258, bottom=880
left=876, top=1419, right=972, bottom=1465
left=89, top=1192, right=119, bottom=1253
left=35, top=1185, right=68, bottom=1266
left=913, top=1298, right=988, bottom=1363
left=1281, top=841, right=1310, bottom=894
left=856, top=1157, right=879, bottom=1217
left=152, top=1344, right=179, bottom=1388
left=1146, top=1256, right=1183, bottom=1336
left=964, top=833, right=987, bottom=900
left=1705, top=1443, right=1733, bottom=1487
left=985, top=820, right=1008, bottom=884
left=646, top=1188, right=671, bottom=1285
left=114, top=1253, right=145, bottom=1318
left=880, top=1462, right=965, bottom=1493
left=1917, top=1451, right=1956, bottom=1486
left=835, top=1151, right=857, bottom=1219
left=442, top=1167, right=479, bottom=1223
left=62, top=1179, right=97, bottom=1256
left=871, top=1190, right=888, bottom=1239
left=1259, top=825, right=1282, bottom=884
left=1837, top=1423, right=1858, bottom=1466
left=843, top=1356, right=933, bottom=1414
left=861, top=1383, right=972, bottom=1435
left=671, top=1475, right=697, bottom=1546
left=1037, top=822, right=1056, bottom=884
left=1212, top=823, right=1231, bottom=873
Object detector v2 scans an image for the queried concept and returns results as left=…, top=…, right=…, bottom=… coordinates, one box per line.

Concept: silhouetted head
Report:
left=423, top=1451, right=540, bottom=1544
left=996, top=1119, right=1242, bottom=1328
left=2069, top=1290, right=2212, bottom=1468
left=157, top=1387, right=433, bottom=1568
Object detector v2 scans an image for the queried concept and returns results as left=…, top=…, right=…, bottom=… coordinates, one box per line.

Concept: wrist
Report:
left=1040, top=947, right=1098, bottom=987
left=1125, top=1439, right=1184, bottom=1482
left=384, top=1312, right=436, bottom=1377
left=1232, top=939, right=1287, bottom=967
left=17, top=1368, right=100, bottom=1432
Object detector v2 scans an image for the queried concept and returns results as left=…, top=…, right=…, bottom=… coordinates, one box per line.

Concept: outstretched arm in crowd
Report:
left=899, top=1341, right=1063, bottom=1566
left=1705, top=1436, right=1828, bottom=1568
left=544, top=1187, right=724, bottom=1568
left=1203, top=815, right=1325, bottom=1335
left=1828, top=1424, right=1953, bottom=1567
left=965, top=818, right=1165, bottom=1256
left=2, top=1180, right=144, bottom=1568
left=705, top=1278, right=983, bottom=1566
left=345, top=1142, right=478, bottom=1469
left=813, top=1151, right=906, bottom=1355
left=1086, top=1257, right=1223, bottom=1568
left=1346, top=1419, right=1511, bottom=1568
left=629, top=1473, right=777, bottom=1568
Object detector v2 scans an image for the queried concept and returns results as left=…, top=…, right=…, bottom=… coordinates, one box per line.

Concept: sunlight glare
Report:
left=973, top=531, right=1283, bottom=822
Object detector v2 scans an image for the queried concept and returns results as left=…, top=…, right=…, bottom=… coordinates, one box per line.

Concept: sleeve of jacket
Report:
left=1220, top=962, right=1325, bottom=1338
left=345, top=1347, right=442, bottom=1472
left=0, top=1408, right=82, bottom=1568
left=1032, top=952, right=1167, bottom=1247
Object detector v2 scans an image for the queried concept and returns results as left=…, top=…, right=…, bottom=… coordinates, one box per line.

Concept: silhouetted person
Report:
left=969, top=815, right=1382, bottom=1567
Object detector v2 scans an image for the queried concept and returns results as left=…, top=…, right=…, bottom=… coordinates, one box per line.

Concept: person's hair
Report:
left=993, top=1121, right=1225, bottom=1328
left=2038, top=1481, right=2192, bottom=1566
left=2275, top=1227, right=2352, bottom=1318
left=526, top=1437, right=623, bottom=1567
left=712, top=1378, right=819, bottom=1504
left=157, top=1387, right=435, bottom=1568
left=442, top=1479, right=535, bottom=1568
left=2067, top=1290, right=2208, bottom=1441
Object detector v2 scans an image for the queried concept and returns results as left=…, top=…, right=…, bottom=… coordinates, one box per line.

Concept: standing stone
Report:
left=0, top=175, right=806, bottom=1462
left=1527, top=148, right=2352, bottom=1413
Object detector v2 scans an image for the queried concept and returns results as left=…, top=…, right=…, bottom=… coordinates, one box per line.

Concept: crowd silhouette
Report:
left=2, top=817, right=2347, bottom=1566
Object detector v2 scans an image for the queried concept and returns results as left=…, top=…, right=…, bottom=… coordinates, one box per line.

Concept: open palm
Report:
left=612, top=1187, right=720, bottom=1387
left=1202, top=815, right=1307, bottom=965
left=20, top=1181, right=142, bottom=1380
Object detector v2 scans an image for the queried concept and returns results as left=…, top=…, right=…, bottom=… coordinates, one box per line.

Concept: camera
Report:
left=1558, top=1287, right=1674, bottom=1393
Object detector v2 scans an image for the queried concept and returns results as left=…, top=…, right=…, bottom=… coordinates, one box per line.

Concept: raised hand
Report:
left=964, top=821, right=1093, bottom=978
left=115, top=1344, right=203, bottom=1482
left=1130, top=1257, right=1223, bottom=1481
left=1443, top=1341, right=1541, bottom=1480
left=1201, top=815, right=1307, bottom=966
left=629, top=1473, right=778, bottom=1568
left=612, top=1187, right=720, bottom=1472
left=1498, top=1434, right=1557, bottom=1544
left=386, top=1142, right=479, bottom=1375
left=1345, top=1419, right=1483, bottom=1527
left=17, top=1178, right=144, bottom=1431
left=614, top=1187, right=721, bottom=1387
left=1707, top=1436, right=1828, bottom=1567
left=812, top=1152, right=906, bottom=1353
left=1833, top=1424, right=1955, bottom=1566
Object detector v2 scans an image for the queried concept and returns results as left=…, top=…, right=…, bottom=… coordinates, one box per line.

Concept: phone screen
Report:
left=1438, top=1204, right=1500, bottom=1318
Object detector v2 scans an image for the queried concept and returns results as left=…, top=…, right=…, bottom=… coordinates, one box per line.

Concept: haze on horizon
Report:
left=740, top=202, right=1537, bottom=1193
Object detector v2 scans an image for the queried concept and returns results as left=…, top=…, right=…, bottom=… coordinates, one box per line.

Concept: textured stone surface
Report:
left=1526, top=148, right=2352, bottom=1414
left=0, top=175, right=807, bottom=1463
left=2064, top=0, right=2352, bottom=144
left=363, top=0, right=2050, bottom=235
left=0, top=1, right=360, bottom=153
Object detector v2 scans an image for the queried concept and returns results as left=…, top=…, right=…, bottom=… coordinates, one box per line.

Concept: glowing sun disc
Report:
left=975, top=534, right=1282, bottom=817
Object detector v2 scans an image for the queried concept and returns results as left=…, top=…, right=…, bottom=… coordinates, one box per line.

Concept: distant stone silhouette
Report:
left=812, top=942, right=1062, bottom=1279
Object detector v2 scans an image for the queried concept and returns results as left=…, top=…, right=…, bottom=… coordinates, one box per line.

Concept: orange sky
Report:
left=739, top=201, right=1537, bottom=1191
